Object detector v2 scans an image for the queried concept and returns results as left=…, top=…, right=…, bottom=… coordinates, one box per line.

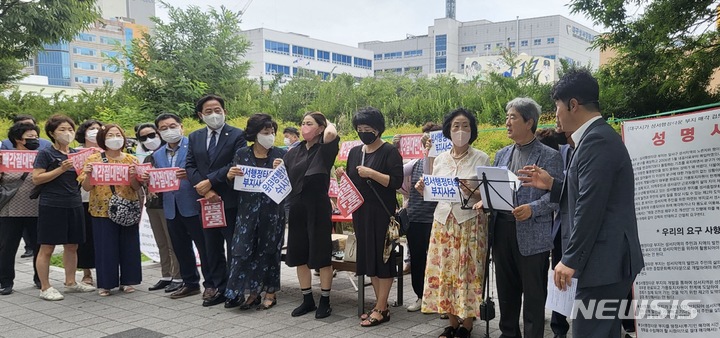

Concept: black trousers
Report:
left=406, top=221, right=432, bottom=299
left=493, top=214, right=550, bottom=338
left=21, top=220, right=36, bottom=252
left=202, top=207, right=237, bottom=292
left=166, top=207, right=211, bottom=288
left=551, top=223, right=570, bottom=336
left=574, top=276, right=634, bottom=338
left=0, top=217, right=39, bottom=288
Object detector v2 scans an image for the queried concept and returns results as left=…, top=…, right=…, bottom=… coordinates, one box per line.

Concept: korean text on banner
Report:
left=398, top=134, right=425, bottom=159
left=147, top=167, right=180, bottom=193
left=135, top=163, right=152, bottom=180
left=261, top=163, right=292, bottom=204
left=623, top=108, right=720, bottom=338
left=328, top=177, right=339, bottom=197
left=338, top=140, right=363, bottom=160
left=89, top=163, right=130, bottom=186
left=0, top=150, right=37, bottom=173
left=337, top=172, right=364, bottom=217
left=233, top=165, right=273, bottom=192
left=198, top=198, right=226, bottom=228
left=422, top=175, right=461, bottom=202
left=427, top=130, right=453, bottom=157
left=68, top=148, right=94, bottom=174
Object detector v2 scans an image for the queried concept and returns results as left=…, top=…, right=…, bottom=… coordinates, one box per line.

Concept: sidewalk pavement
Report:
left=0, top=248, right=568, bottom=337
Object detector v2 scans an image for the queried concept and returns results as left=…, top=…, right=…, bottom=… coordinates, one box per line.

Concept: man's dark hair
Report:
left=245, top=113, right=278, bottom=142
left=12, top=114, right=36, bottom=124
left=352, top=106, right=386, bottom=137
left=283, top=127, right=299, bottom=137
left=551, top=68, right=600, bottom=112
left=8, top=122, right=40, bottom=147
left=155, top=112, right=182, bottom=127
left=195, top=94, right=225, bottom=114
left=45, top=114, right=76, bottom=143
left=421, top=122, right=442, bottom=133
left=442, top=108, right=478, bottom=144
left=535, top=128, right=567, bottom=151
left=76, top=119, right=103, bottom=144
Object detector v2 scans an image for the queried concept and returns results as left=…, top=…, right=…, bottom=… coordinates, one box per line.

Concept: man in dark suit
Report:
left=519, top=69, right=644, bottom=337
left=492, top=98, right=563, bottom=338
left=186, top=94, right=247, bottom=307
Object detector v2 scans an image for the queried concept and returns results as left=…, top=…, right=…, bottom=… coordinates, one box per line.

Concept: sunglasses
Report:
left=138, top=132, right=157, bottom=142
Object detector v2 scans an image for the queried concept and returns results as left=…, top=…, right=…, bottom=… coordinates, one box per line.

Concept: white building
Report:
left=240, top=28, right=374, bottom=82
left=360, top=15, right=599, bottom=76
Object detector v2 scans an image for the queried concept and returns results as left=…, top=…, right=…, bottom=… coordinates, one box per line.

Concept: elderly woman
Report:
left=284, top=112, right=339, bottom=319
left=337, top=107, right=404, bottom=327
left=415, top=108, right=490, bottom=338
left=225, top=113, right=287, bottom=310
left=0, top=122, right=42, bottom=295
left=80, top=124, right=142, bottom=296
left=32, top=115, right=96, bottom=301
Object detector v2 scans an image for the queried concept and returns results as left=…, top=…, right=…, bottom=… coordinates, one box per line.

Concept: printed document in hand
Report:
left=475, top=166, right=520, bottom=211
left=545, top=270, right=578, bottom=317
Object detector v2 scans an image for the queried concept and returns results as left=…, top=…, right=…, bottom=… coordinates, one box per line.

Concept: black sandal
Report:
left=359, top=308, right=376, bottom=320
left=454, top=326, right=472, bottom=338
left=438, top=326, right=457, bottom=338
left=239, top=294, right=261, bottom=310
left=360, top=309, right=390, bottom=327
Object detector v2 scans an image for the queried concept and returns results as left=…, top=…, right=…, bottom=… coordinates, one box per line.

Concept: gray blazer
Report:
left=493, top=140, right=563, bottom=256
left=551, top=119, right=645, bottom=288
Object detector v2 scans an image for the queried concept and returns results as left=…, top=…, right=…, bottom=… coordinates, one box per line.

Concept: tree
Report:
left=570, top=0, right=720, bottom=117
left=0, top=0, right=99, bottom=87
left=113, top=1, right=251, bottom=117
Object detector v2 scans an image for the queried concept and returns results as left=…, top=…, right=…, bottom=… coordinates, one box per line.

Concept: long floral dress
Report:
left=225, top=146, right=287, bottom=300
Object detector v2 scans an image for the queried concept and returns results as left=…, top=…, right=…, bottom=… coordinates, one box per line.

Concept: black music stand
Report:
left=456, top=173, right=517, bottom=338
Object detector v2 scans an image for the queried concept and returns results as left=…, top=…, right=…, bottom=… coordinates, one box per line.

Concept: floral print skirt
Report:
left=421, top=213, right=488, bottom=319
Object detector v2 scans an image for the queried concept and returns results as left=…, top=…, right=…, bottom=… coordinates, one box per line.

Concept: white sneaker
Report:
left=65, top=282, right=96, bottom=293
left=40, top=287, right=64, bottom=301
left=407, top=298, right=422, bottom=312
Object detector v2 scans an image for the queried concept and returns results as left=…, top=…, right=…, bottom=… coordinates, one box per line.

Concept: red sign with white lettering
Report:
left=0, top=150, right=37, bottom=173
left=89, top=163, right=130, bottom=186
left=338, top=140, right=363, bottom=160
left=328, top=177, right=339, bottom=197
left=68, top=148, right=95, bottom=174
left=198, top=198, right=227, bottom=228
left=398, top=134, right=424, bottom=159
left=336, top=172, right=364, bottom=217
left=147, top=167, right=180, bottom=193
left=135, top=163, right=152, bottom=181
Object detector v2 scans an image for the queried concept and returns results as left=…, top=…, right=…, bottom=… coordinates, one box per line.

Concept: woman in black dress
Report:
left=283, top=112, right=339, bottom=319
left=337, top=107, right=403, bottom=327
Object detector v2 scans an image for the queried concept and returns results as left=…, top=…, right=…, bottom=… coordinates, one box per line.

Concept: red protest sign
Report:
left=0, top=150, right=38, bottom=173
left=135, top=163, right=152, bottom=181
left=198, top=198, right=227, bottom=228
left=68, top=148, right=95, bottom=174
left=398, top=134, right=424, bottom=159
left=89, top=163, right=130, bottom=186
left=338, top=140, right=362, bottom=160
left=328, top=177, right=339, bottom=197
left=147, top=167, right=180, bottom=193
left=337, top=172, right=364, bottom=217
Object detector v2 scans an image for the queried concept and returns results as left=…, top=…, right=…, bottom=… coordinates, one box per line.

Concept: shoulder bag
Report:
left=0, top=172, right=30, bottom=209
left=366, top=179, right=404, bottom=263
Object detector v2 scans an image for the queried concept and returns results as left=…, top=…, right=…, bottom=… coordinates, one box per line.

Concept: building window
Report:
left=404, top=66, right=422, bottom=73
left=103, top=78, right=114, bottom=85
left=495, top=43, right=503, bottom=48
left=318, top=71, right=331, bottom=80
left=37, top=49, right=70, bottom=86
left=265, top=63, right=290, bottom=75
left=102, top=64, right=119, bottom=72
left=101, top=50, right=119, bottom=58
left=391, top=68, right=402, bottom=74
left=317, top=50, right=330, bottom=62
left=292, top=45, right=315, bottom=59
left=435, top=34, right=447, bottom=52
left=100, top=36, right=120, bottom=45
left=374, top=54, right=382, bottom=60
left=353, top=57, right=372, bottom=69
left=73, top=47, right=96, bottom=56
left=77, top=33, right=96, bottom=42
left=508, top=41, right=516, bottom=48
left=404, top=49, right=422, bottom=57
left=547, top=37, right=555, bottom=44
left=543, top=55, right=556, bottom=60
left=383, top=51, right=402, bottom=59
left=332, top=53, right=352, bottom=66
left=521, top=40, right=528, bottom=47
left=73, top=61, right=97, bottom=70
left=435, top=57, right=446, bottom=73
left=460, top=46, right=476, bottom=53
left=293, top=67, right=315, bottom=77
left=264, top=40, right=290, bottom=55
left=74, top=76, right=99, bottom=84
left=533, top=39, right=541, bottom=46
left=483, top=44, right=491, bottom=51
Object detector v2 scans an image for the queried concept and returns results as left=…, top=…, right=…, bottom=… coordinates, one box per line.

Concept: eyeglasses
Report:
left=138, top=132, right=157, bottom=142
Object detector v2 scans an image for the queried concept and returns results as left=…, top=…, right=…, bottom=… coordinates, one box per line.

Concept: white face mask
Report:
left=283, top=137, right=291, bottom=147
left=257, top=133, right=275, bottom=150
left=105, top=137, right=125, bottom=150
left=55, top=131, right=75, bottom=145
left=451, top=130, right=470, bottom=147
left=160, top=128, right=183, bottom=144
left=202, top=113, right=225, bottom=130
left=86, top=129, right=99, bottom=144
left=142, top=137, right=162, bottom=151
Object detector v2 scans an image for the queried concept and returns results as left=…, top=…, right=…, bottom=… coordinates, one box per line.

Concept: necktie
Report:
left=208, top=131, right=217, bottom=160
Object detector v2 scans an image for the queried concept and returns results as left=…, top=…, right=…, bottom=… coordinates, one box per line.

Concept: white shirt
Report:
left=571, top=115, right=603, bottom=149
left=432, top=147, right=491, bottom=224
left=205, top=125, right=225, bottom=149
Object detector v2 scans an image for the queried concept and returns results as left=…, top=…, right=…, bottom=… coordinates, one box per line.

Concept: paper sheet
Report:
left=475, top=166, right=519, bottom=211
left=545, top=270, right=578, bottom=317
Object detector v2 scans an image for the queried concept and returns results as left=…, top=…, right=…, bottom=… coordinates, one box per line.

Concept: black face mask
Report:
left=24, top=138, right=40, bottom=150
left=358, top=131, right=377, bottom=145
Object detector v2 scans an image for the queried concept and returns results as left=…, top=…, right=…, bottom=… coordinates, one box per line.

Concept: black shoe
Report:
left=20, top=250, right=33, bottom=258
left=239, top=295, right=261, bottom=310
left=165, top=281, right=183, bottom=293
left=291, top=293, right=316, bottom=317
left=0, top=286, right=13, bottom=295
left=203, top=293, right=227, bottom=307
left=315, top=295, right=332, bottom=319
left=170, top=285, right=201, bottom=299
left=148, top=280, right=171, bottom=291
left=224, top=296, right=242, bottom=308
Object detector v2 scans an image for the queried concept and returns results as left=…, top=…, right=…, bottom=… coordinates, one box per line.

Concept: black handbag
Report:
left=0, top=172, right=29, bottom=209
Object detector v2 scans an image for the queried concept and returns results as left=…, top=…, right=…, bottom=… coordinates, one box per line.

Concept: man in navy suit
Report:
left=186, top=94, right=246, bottom=307
left=492, top=97, right=563, bottom=338
left=519, top=69, right=644, bottom=338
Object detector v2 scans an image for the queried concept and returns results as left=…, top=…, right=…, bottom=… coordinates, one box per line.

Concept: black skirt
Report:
left=37, top=205, right=85, bottom=245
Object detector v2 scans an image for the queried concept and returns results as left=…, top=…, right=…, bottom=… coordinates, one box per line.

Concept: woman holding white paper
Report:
left=80, top=124, right=142, bottom=297
left=414, top=108, right=490, bottom=338
left=225, top=113, right=287, bottom=310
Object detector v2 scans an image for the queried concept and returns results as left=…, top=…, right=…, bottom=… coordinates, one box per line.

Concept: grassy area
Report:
left=49, top=252, right=153, bottom=269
